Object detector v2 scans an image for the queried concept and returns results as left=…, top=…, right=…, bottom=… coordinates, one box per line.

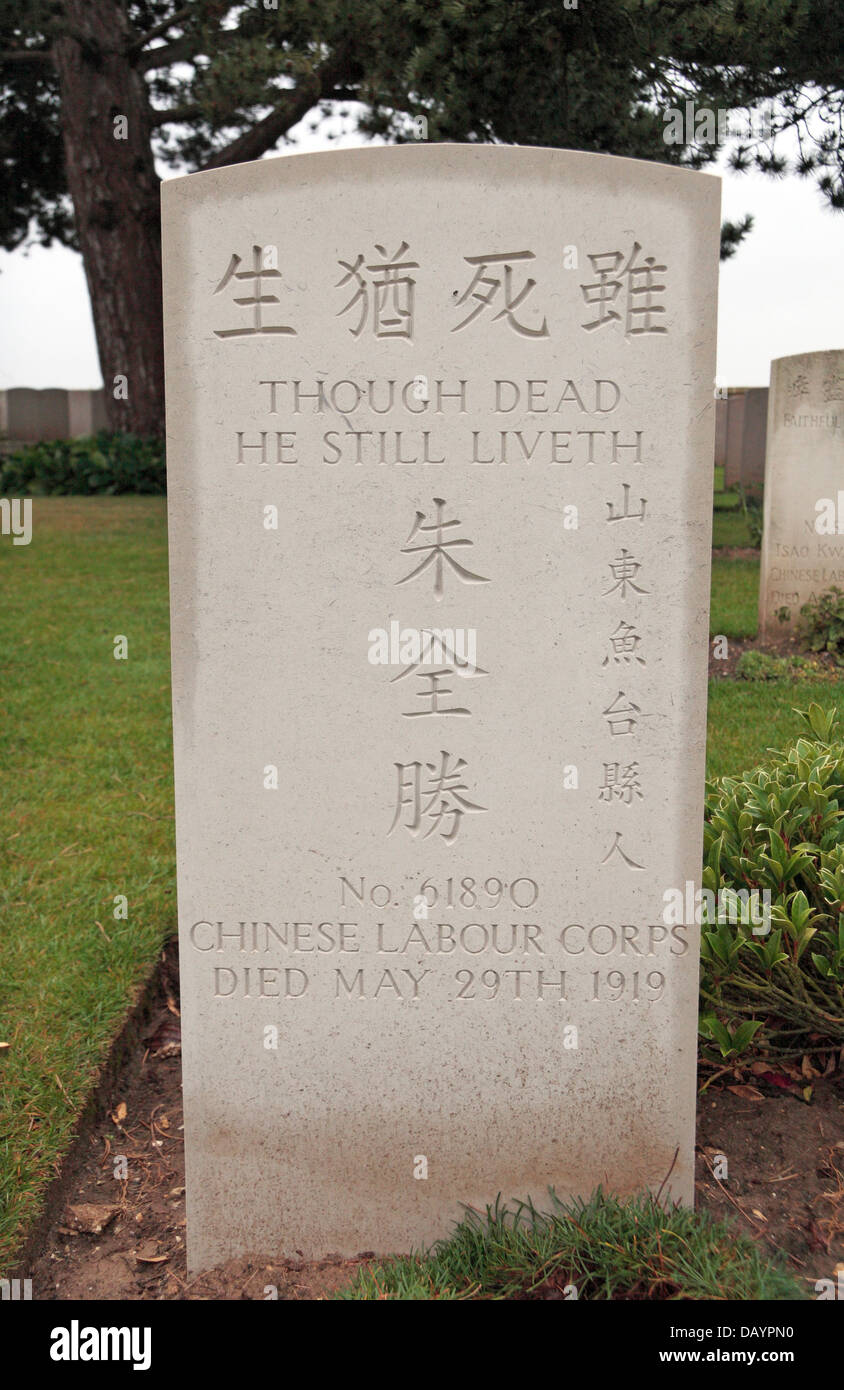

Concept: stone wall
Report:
left=0, top=388, right=107, bottom=447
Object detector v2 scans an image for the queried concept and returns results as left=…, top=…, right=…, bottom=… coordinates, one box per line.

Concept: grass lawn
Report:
left=0, top=498, right=174, bottom=1271
left=711, top=507, right=755, bottom=548
left=709, top=555, right=759, bottom=639
left=0, top=495, right=842, bottom=1274
left=706, top=678, right=844, bottom=779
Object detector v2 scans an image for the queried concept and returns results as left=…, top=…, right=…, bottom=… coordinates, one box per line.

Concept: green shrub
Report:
left=738, top=485, right=763, bottom=547
left=0, top=433, right=165, bottom=495
left=735, top=651, right=810, bottom=680
left=339, top=1189, right=806, bottom=1300
left=798, top=586, right=844, bottom=664
left=701, top=703, right=844, bottom=1059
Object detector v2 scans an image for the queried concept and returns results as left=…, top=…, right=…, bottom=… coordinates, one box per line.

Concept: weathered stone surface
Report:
left=759, top=350, right=844, bottom=639
left=740, top=387, right=768, bottom=496
left=162, top=144, right=720, bottom=1271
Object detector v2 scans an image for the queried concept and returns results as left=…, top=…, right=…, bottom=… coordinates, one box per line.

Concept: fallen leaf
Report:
left=727, top=1084, right=764, bottom=1100
left=112, top=1101, right=127, bottom=1124
left=134, top=1240, right=168, bottom=1264
left=751, top=1209, right=768, bottom=1222
left=755, top=1071, right=800, bottom=1093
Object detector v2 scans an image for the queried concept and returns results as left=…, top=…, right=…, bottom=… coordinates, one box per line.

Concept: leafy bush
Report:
left=798, top=586, right=844, bottom=664
left=0, top=433, right=165, bottom=495
left=735, top=650, right=810, bottom=680
left=701, top=703, right=844, bottom=1059
left=339, top=1189, right=805, bottom=1300
left=738, top=485, right=763, bottom=547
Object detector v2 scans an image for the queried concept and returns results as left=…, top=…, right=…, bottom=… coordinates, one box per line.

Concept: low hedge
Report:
left=0, top=432, right=165, bottom=495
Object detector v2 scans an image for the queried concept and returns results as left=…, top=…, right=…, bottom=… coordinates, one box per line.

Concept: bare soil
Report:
left=23, top=947, right=844, bottom=1301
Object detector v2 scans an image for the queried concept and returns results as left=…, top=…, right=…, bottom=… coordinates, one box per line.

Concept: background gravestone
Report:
left=739, top=387, right=768, bottom=496
left=162, top=144, right=720, bottom=1271
left=759, top=349, right=844, bottom=639
left=723, top=390, right=746, bottom=488
left=5, top=387, right=69, bottom=443
left=68, top=389, right=108, bottom=437
left=714, top=395, right=728, bottom=472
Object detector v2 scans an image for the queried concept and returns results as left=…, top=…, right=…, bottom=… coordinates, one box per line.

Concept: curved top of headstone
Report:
left=163, top=140, right=721, bottom=197
left=770, top=347, right=844, bottom=368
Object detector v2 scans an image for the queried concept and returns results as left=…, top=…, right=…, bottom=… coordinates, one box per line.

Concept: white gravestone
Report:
left=759, top=350, right=844, bottom=640
left=162, top=145, right=720, bottom=1272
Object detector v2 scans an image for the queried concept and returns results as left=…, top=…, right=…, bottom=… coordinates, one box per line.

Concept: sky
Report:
left=0, top=116, right=841, bottom=392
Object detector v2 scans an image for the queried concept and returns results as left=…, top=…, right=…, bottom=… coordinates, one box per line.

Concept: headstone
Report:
left=91, top=390, right=108, bottom=432
left=714, top=395, right=728, bottom=471
left=162, top=145, right=720, bottom=1272
left=723, top=391, right=745, bottom=488
left=68, top=390, right=94, bottom=438
left=67, top=389, right=109, bottom=437
left=759, top=350, right=844, bottom=639
left=739, top=387, right=768, bottom=496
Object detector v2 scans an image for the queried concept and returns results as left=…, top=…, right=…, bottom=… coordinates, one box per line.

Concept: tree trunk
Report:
left=53, top=0, right=164, bottom=436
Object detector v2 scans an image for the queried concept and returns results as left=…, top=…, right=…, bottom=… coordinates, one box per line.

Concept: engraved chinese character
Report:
left=603, top=548, right=649, bottom=598
left=600, top=831, right=644, bottom=870
left=788, top=373, right=810, bottom=398
left=603, top=691, right=641, bottom=736
left=336, top=241, right=419, bottom=340
left=389, top=752, right=487, bottom=843
left=580, top=242, right=667, bottom=335
left=822, top=372, right=844, bottom=402
left=606, top=483, right=647, bottom=524
left=396, top=498, right=490, bottom=602
left=598, top=761, right=643, bottom=804
left=391, top=631, right=487, bottom=717
left=602, top=619, right=646, bottom=666
left=213, top=246, right=296, bottom=338
left=452, top=251, right=549, bottom=337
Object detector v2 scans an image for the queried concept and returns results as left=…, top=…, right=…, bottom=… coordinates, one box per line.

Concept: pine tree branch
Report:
left=129, top=4, right=196, bottom=58
left=0, top=47, right=55, bottom=63
left=200, top=83, right=322, bottom=168
left=200, top=50, right=356, bottom=170
left=138, top=25, right=249, bottom=71
left=149, top=102, right=204, bottom=127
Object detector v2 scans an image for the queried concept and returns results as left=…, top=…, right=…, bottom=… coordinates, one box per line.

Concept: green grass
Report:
left=339, top=1189, right=806, bottom=1300
left=709, top=555, right=759, bottom=639
left=711, top=507, right=755, bottom=548
left=713, top=490, right=741, bottom=511
left=0, top=498, right=174, bottom=1271
left=705, top=679, right=844, bottom=779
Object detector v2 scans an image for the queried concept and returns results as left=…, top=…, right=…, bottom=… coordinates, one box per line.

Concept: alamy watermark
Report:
left=663, top=101, right=776, bottom=147
left=0, top=498, right=32, bottom=546
left=663, top=882, right=772, bottom=934
left=368, top=622, right=479, bottom=669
